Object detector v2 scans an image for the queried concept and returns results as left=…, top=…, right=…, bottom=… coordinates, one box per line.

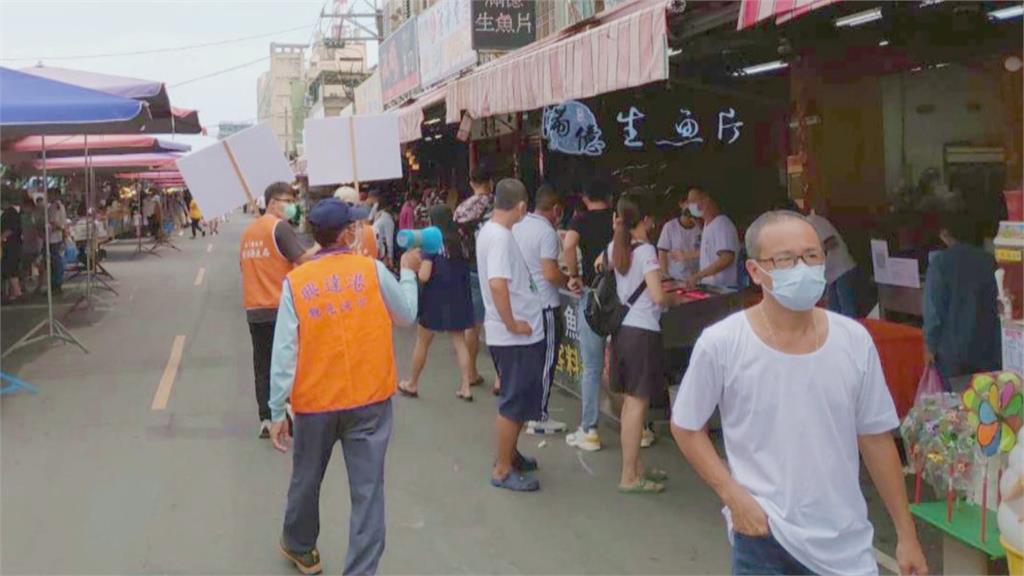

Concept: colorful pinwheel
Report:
left=962, top=372, right=1023, bottom=457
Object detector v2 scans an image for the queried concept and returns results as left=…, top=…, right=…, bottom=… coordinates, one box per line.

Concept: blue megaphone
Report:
left=396, top=227, right=444, bottom=255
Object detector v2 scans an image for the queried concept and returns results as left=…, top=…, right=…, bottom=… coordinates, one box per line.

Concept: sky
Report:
left=0, top=1, right=375, bottom=138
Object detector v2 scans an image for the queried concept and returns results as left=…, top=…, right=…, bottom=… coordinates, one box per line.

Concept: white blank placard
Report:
left=176, top=144, right=247, bottom=220
left=305, top=114, right=402, bottom=187
left=227, top=123, right=295, bottom=197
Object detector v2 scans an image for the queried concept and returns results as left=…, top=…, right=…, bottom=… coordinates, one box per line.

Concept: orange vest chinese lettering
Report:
left=287, top=253, right=397, bottom=413
left=241, top=215, right=294, bottom=310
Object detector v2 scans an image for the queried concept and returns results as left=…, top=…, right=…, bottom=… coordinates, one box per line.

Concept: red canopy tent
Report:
left=31, top=152, right=181, bottom=172
left=3, top=134, right=190, bottom=160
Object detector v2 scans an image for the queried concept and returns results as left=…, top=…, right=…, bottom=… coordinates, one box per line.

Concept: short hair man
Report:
left=240, top=181, right=309, bottom=438
left=270, top=198, right=421, bottom=576
left=671, top=211, right=927, bottom=575
left=685, top=186, right=740, bottom=289
left=512, top=184, right=570, bottom=435
left=657, top=193, right=702, bottom=282
left=477, top=178, right=545, bottom=491
left=456, top=165, right=496, bottom=392
left=335, top=186, right=378, bottom=259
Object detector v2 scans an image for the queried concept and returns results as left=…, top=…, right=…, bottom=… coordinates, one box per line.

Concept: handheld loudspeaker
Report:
left=396, top=227, right=443, bottom=255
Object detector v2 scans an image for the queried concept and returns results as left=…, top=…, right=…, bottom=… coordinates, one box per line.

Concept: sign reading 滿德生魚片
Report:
left=472, top=0, right=537, bottom=51
left=380, top=18, right=420, bottom=105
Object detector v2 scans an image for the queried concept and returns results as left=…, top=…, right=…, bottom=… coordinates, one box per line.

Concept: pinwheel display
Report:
left=962, top=372, right=1024, bottom=457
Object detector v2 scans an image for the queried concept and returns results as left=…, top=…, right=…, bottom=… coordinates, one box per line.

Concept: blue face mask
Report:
left=689, top=202, right=703, bottom=218
left=762, top=261, right=827, bottom=311
left=283, top=203, right=298, bottom=221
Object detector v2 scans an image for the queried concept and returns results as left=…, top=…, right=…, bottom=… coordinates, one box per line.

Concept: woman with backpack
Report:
left=606, top=195, right=676, bottom=494
left=397, top=205, right=478, bottom=402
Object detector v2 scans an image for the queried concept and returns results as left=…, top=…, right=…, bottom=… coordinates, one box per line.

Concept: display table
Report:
left=910, top=501, right=1005, bottom=575
left=860, top=319, right=926, bottom=419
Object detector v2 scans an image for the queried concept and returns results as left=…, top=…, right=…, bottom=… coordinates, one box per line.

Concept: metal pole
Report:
left=42, top=135, right=55, bottom=336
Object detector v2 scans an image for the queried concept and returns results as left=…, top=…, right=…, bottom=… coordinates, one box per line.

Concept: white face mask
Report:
left=760, top=262, right=827, bottom=311
left=689, top=202, right=703, bottom=218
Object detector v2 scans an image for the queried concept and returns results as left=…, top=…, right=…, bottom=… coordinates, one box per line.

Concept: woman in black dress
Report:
left=2, top=199, right=24, bottom=301
left=398, top=205, right=477, bottom=401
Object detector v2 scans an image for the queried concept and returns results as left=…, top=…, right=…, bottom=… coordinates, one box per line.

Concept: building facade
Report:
left=256, top=43, right=306, bottom=155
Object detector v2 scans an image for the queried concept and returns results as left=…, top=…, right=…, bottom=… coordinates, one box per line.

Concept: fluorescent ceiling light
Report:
left=834, top=8, right=882, bottom=27
left=423, top=118, right=441, bottom=126
left=989, top=4, right=1024, bottom=20
left=734, top=60, right=789, bottom=76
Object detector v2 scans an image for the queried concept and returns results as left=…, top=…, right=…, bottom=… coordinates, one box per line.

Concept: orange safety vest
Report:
left=287, top=253, right=397, bottom=413
left=240, top=215, right=294, bottom=310
left=358, top=224, right=378, bottom=259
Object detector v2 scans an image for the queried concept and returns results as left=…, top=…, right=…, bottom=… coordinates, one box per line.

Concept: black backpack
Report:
left=583, top=249, right=647, bottom=337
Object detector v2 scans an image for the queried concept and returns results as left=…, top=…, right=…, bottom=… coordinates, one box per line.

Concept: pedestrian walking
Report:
left=397, top=189, right=420, bottom=232
left=398, top=205, right=477, bottom=401
left=512, top=184, right=570, bottom=435
left=47, top=192, right=67, bottom=294
left=562, top=179, right=614, bottom=452
left=456, top=166, right=495, bottom=394
left=2, top=198, right=24, bottom=302
left=477, top=178, right=545, bottom=492
left=671, top=210, right=928, bottom=575
left=188, top=194, right=205, bottom=239
left=241, top=182, right=309, bottom=438
left=368, top=190, right=396, bottom=270
left=269, top=197, right=420, bottom=576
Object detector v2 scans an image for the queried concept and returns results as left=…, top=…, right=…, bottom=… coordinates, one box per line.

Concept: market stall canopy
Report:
left=737, top=0, right=841, bottom=30
left=3, top=134, right=190, bottom=160
left=19, top=66, right=204, bottom=135
left=0, top=66, right=151, bottom=137
left=445, top=0, right=669, bottom=124
left=31, top=151, right=180, bottom=172
left=116, top=170, right=183, bottom=181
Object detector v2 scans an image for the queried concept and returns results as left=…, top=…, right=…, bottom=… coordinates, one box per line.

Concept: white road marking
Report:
left=151, top=335, right=186, bottom=410
left=206, top=243, right=213, bottom=253
left=194, top=267, right=205, bottom=287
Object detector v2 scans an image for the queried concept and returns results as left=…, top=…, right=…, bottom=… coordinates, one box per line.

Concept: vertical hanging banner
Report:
left=380, top=18, right=420, bottom=106
left=471, top=0, right=537, bottom=51
left=176, top=123, right=293, bottom=218
left=417, top=0, right=477, bottom=89
left=304, top=114, right=403, bottom=187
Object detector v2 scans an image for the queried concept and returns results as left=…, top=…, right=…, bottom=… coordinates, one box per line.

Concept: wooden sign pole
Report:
left=221, top=140, right=255, bottom=209
left=348, top=117, right=360, bottom=194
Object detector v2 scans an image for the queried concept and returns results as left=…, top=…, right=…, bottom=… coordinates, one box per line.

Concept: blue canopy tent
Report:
left=0, top=66, right=153, bottom=358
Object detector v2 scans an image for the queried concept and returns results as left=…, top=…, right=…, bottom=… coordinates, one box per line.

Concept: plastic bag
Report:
left=63, top=240, right=79, bottom=265
left=914, top=363, right=945, bottom=405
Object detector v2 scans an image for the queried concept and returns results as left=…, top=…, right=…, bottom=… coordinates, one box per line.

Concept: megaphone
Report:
left=396, top=226, right=444, bottom=255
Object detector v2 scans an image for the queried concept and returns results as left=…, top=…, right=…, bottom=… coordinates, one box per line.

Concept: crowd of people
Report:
left=232, top=168, right=955, bottom=575
left=1, top=189, right=67, bottom=302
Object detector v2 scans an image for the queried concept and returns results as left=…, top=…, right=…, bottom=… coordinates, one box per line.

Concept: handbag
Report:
left=583, top=249, right=647, bottom=337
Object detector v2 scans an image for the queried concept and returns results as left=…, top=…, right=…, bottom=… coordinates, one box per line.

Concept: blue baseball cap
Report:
left=307, top=197, right=370, bottom=229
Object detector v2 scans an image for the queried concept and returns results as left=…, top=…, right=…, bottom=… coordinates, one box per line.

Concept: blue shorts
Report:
left=490, top=340, right=545, bottom=423
left=469, top=271, right=486, bottom=325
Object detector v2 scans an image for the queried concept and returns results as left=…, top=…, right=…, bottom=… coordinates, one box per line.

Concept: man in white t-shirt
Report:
left=657, top=197, right=702, bottom=281
left=671, top=211, right=927, bottom=576
left=477, top=178, right=545, bottom=492
left=807, top=206, right=859, bottom=318
left=685, top=187, right=740, bottom=289
left=513, top=185, right=571, bottom=436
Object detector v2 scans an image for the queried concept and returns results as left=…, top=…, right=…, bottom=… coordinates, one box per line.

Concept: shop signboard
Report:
left=417, top=0, right=477, bottom=89
left=471, top=0, right=537, bottom=51
left=553, top=292, right=583, bottom=395
left=380, top=18, right=420, bottom=105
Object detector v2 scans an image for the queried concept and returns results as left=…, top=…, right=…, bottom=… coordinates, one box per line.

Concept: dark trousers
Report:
left=732, top=532, right=813, bottom=575
left=248, top=321, right=275, bottom=421
left=540, top=306, right=562, bottom=421
left=48, top=241, right=64, bottom=290
left=190, top=218, right=204, bottom=238
left=283, top=399, right=393, bottom=576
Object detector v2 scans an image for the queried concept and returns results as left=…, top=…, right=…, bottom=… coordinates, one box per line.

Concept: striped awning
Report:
left=737, top=0, right=840, bottom=30
left=398, top=85, right=447, bottom=144
left=446, top=0, right=669, bottom=124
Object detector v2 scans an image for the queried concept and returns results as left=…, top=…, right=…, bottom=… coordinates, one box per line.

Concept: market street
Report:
left=0, top=214, right=945, bottom=575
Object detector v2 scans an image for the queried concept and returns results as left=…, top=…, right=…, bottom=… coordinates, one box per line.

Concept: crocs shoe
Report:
left=513, top=451, right=538, bottom=472
left=491, top=472, right=540, bottom=492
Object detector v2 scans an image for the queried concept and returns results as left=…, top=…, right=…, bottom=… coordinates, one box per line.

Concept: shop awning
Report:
left=399, top=85, right=447, bottom=144
left=737, top=0, right=841, bottom=30
left=3, top=134, right=191, bottom=159
left=31, top=152, right=180, bottom=172
left=445, top=0, right=670, bottom=124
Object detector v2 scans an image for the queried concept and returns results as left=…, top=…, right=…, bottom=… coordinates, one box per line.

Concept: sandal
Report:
left=397, top=382, right=418, bottom=398
left=456, top=390, right=473, bottom=402
left=469, top=376, right=484, bottom=387
left=618, top=478, right=665, bottom=494
left=643, top=468, right=669, bottom=482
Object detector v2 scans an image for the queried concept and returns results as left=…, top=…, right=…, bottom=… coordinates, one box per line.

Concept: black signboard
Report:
left=380, top=18, right=420, bottom=104
left=472, top=0, right=537, bottom=51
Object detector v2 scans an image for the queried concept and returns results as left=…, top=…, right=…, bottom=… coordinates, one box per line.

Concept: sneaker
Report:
left=526, top=418, right=568, bottom=435
left=279, top=537, right=322, bottom=575
left=566, top=427, right=601, bottom=452
left=641, top=424, right=656, bottom=448
left=259, top=420, right=271, bottom=439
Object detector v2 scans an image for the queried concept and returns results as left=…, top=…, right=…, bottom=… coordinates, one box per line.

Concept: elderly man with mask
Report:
left=671, top=211, right=928, bottom=576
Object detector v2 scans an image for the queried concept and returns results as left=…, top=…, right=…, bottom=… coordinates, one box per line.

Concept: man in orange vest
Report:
left=269, top=197, right=420, bottom=576
left=241, top=181, right=310, bottom=438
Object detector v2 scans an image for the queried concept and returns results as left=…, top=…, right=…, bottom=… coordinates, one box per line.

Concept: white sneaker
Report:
left=566, top=427, right=601, bottom=452
left=526, top=418, right=568, bottom=435
left=641, top=425, right=656, bottom=448
left=258, top=420, right=271, bottom=439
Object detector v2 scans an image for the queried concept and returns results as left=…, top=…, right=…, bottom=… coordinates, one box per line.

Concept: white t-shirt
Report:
left=608, top=242, right=662, bottom=332
left=699, top=214, right=740, bottom=288
left=807, top=214, right=857, bottom=284
left=476, top=221, right=544, bottom=347
left=372, top=211, right=395, bottom=263
left=672, top=311, right=898, bottom=576
left=657, top=218, right=702, bottom=281
left=513, top=213, right=562, bottom=309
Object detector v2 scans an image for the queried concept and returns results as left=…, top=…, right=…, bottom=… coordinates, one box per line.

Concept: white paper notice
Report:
left=884, top=257, right=921, bottom=288
left=305, top=114, right=402, bottom=187
left=870, top=239, right=892, bottom=284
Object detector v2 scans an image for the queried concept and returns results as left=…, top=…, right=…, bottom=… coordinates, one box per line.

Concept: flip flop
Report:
left=491, top=472, right=539, bottom=492
left=456, top=391, right=473, bottom=402
left=644, top=468, right=669, bottom=482
left=397, top=382, right=418, bottom=398
left=618, top=478, right=665, bottom=494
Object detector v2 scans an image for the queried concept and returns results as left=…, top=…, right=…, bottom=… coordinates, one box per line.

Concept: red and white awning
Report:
left=446, top=0, right=669, bottom=124
left=398, top=85, right=447, bottom=144
left=737, top=0, right=840, bottom=30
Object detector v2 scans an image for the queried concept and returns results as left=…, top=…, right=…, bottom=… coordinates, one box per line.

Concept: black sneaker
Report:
left=279, top=538, right=322, bottom=575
